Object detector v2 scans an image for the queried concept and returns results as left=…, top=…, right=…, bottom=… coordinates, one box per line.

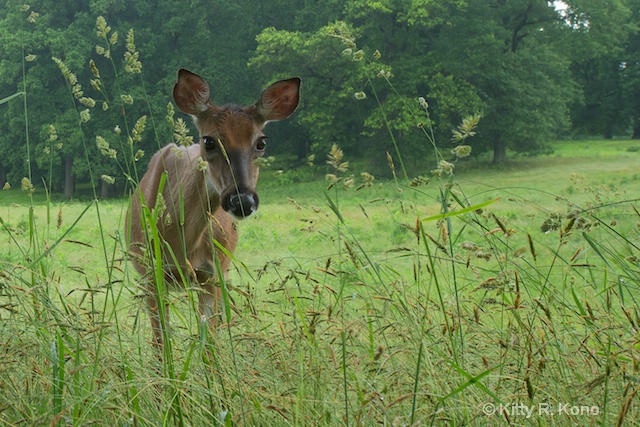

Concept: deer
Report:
left=127, top=69, right=300, bottom=347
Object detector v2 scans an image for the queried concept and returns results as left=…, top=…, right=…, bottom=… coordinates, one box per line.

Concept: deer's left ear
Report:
left=255, top=77, right=301, bottom=122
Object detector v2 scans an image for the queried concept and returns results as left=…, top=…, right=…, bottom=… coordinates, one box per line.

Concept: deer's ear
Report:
left=173, top=69, right=211, bottom=115
left=255, top=77, right=301, bottom=122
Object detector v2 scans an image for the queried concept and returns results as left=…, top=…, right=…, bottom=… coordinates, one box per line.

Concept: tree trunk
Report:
left=296, top=138, right=309, bottom=160
left=633, top=119, right=640, bottom=139
left=603, top=123, right=614, bottom=139
left=0, top=162, right=5, bottom=188
left=64, top=155, right=74, bottom=200
left=100, top=179, right=111, bottom=199
left=492, top=138, right=507, bottom=164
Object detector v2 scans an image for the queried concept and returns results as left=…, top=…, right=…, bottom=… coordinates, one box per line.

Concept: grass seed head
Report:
left=101, top=175, right=115, bottom=185
left=48, top=125, right=57, bottom=142
left=327, top=144, right=348, bottom=172
left=197, top=156, right=207, bottom=172
left=89, top=59, right=100, bottom=78
left=124, top=30, right=142, bottom=73
left=131, top=115, right=147, bottom=144
left=21, top=177, right=34, bottom=194
left=174, top=118, right=193, bottom=147
left=451, top=145, right=471, bottom=158
left=26, top=11, right=39, bottom=23
left=96, top=16, right=111, bottom=40
left=96, top=136, right=116, bottom=159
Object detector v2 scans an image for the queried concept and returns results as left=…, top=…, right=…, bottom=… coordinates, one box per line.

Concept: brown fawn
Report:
left=127, top=69, right=300, bottom=346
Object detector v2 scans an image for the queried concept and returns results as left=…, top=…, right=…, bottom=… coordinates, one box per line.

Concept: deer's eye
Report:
left=256, top=137, right=267, bottom=152
left=203, top=136, right=218, bottom=151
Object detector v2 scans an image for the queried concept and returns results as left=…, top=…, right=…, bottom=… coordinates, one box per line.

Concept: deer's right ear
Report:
left=173, top=69, right=211, bottom=115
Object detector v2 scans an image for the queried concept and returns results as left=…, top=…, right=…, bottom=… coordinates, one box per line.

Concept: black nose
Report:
left=224, top=191, right=259, bottom=219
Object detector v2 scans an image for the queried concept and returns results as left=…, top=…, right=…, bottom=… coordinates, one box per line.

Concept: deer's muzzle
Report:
left=222, top=188, right=259, bottom=219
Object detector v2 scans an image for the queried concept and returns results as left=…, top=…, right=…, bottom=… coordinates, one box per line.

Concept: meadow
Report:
left=0, top=139, right=639, bottom=426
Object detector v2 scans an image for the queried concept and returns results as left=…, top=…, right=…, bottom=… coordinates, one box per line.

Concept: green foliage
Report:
left=0, top=0, right=638, bottom=187
left=563, top=0, right=637, bottom=138
left=425, top=0, right=578, bottom=162
left=251, top=22, right=371, bottom=158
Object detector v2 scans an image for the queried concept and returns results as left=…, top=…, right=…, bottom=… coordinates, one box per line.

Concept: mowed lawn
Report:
left=0, top=139, right=639, bottom=426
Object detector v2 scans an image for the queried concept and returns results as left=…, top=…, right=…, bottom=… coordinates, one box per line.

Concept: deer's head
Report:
left=172, top=69, right=300, bottom=219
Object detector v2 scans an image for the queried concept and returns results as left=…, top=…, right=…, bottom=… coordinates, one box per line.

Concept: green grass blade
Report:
left=582, top=231, right=613, bottom=269
left=571, top=286, right=593, bottom=326
left=324, top=191, right=345, bottom=224
left=0, top=91, right=24, bottom=105
left=410, top=341, right=424, bottom=425
left=422, top=198, right=499, bottom=222
left=52, top=331, right=65, bottom=425
left=440, top=362, right=502, bottom=403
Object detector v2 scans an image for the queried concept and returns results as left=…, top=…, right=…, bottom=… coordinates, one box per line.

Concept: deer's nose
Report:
left=224, top=191, right=259, bottom=219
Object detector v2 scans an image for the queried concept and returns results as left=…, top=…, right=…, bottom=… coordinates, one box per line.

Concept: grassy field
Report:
left=1, top=139, right=639, bottom=426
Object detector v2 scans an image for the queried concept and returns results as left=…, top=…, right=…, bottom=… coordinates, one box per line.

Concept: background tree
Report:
left=0, top=1, right=102, bottom=198
left=619, top=2, right=640, bottom=138
left=250, top=22, right=379, bottom=161
left=424, top=0, right=577, bottom=163
left=562, top=0, right=636, bottom=138
left=0, top=3, right=40, bottom=189
left=0, top=0, right=638, bottom=194
left=250, top=1, right=485, bottom=173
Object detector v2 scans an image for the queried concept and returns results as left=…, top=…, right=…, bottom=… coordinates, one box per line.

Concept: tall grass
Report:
left=1, top=14, right=639, bottom=427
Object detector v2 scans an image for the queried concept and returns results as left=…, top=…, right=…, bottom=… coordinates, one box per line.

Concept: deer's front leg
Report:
left=146, top=280, right=169, bottom=348
left=198, top=281, right=223, bottom=331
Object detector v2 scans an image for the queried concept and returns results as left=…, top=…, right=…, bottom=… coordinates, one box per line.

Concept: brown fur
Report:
left=126, top=69, right=300, bottom=346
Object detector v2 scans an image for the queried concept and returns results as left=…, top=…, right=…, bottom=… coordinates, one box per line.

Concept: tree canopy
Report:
left=0, top=0, right=638, bottom=198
